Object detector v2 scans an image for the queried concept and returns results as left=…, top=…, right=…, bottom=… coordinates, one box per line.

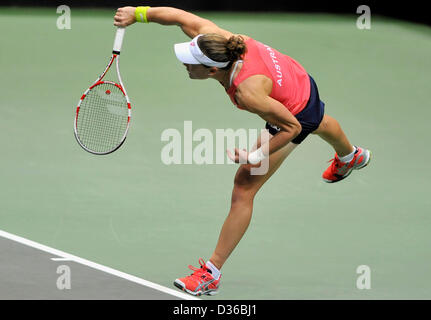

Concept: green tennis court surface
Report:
left=1, top=8, right=430, bottom=300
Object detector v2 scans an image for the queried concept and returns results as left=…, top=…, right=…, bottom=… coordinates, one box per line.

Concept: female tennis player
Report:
left=114, top=6, right=371, bottom=296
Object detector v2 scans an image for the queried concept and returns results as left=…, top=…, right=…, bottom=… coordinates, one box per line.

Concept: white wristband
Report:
left=248, top=148, right=266, bottom=164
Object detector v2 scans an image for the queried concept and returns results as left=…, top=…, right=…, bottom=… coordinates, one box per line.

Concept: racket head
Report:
left=74, top=80, right=131, bottom=155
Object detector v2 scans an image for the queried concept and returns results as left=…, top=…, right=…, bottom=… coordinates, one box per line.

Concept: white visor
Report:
left=174, top=34, right=230, bottom=68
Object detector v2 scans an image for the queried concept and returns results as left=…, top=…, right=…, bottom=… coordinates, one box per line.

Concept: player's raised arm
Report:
left=114, top=6, right=233, bottom=39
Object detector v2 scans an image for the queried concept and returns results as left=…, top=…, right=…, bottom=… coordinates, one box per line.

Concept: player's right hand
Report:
left=114, top=7, right=136, bottom=27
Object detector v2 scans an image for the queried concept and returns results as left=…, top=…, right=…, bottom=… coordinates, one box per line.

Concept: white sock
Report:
left=338, top=146, right=357, bottom=163
left=206, top=260, right=221, bottom=280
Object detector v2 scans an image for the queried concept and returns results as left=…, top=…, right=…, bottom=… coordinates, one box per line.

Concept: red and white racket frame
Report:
left=74, top=27, right=131, bottom=155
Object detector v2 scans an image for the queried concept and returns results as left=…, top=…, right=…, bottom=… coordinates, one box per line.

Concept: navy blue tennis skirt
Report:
left=265, top=75, right=325, bottom=144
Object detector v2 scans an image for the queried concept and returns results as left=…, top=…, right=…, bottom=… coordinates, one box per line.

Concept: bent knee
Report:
left=233, top=165, right=255, bottom=187
left=232, top=165, right=262, bottom=201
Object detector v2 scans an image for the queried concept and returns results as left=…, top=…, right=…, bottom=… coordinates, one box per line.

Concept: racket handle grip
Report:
left=113, top=27, right=126, bottom=54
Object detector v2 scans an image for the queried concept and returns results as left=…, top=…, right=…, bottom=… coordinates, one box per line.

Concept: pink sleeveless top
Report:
left=226, top=38, right=311, bottom=116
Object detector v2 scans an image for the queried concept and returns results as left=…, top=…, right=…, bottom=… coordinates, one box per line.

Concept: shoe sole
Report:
left=323, top=150, right=372, bottom=183
left=173, top=279, right=219, bottom=296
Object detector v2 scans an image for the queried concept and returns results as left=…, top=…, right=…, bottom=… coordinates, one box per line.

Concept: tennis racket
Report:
left=74, top=27, right=131, bottom=155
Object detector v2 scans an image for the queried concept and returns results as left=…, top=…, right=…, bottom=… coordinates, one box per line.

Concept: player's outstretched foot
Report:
left=322, top=146, right=371, bottom=183
left=174, top=258, right=220, bottom=296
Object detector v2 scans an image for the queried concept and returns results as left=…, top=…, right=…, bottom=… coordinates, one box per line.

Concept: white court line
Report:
left=0, top=229, right=199, bottom=300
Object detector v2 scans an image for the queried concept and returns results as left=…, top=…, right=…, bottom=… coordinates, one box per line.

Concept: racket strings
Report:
left=76, top=82, right=128, bottom=153
left=80, top=86, right=127, bottom=150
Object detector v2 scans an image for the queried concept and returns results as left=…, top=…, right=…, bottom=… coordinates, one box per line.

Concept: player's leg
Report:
left=209, top=133, right=297, bottom=271
left=312, top=114, right=355, bottom=156
left=312, top=114, right=371, bottom=183
left=174, top=131, right=298, bottom=296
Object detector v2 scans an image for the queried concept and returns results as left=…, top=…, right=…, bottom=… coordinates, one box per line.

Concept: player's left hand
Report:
left=114, top=7, right=136, bottom=27
left=227, top=148, right=249, bottom=164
